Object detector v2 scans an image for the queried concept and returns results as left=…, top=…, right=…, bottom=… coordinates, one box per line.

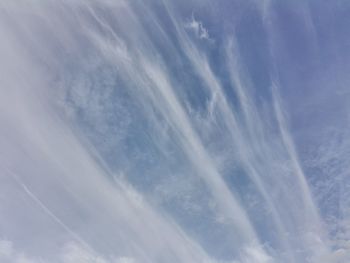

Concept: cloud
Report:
left=0, top=239, right=138, bottom=263
left=62, top=243, right=136, bottom=263
left=184, top=14, right=211, bottom=40
left=0, top=239, right=42, bottom=263
left=0, top=0, right=348, bottom=262
left=0, top=239, right=14, bottom=258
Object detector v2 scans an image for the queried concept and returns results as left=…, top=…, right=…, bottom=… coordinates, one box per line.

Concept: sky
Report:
left=0, top=0, right=349, bottom=262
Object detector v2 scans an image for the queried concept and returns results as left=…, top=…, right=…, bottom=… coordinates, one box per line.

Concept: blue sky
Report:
left=0, top=0, right=349, bottom=262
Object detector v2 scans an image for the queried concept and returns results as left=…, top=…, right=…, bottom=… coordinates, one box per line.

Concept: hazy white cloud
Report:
left=0, top=239, right=42, bottom=263
left=0, top=239, right=14, bottom=258
left=185, top=14, right=210, bottom=40
left=0, top=0, right=348, bottom=262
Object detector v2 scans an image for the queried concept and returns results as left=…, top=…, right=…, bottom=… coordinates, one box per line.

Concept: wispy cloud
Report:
left=0, top=0, right=348, bottom=262
left=184, top=14, right=211, bottom=40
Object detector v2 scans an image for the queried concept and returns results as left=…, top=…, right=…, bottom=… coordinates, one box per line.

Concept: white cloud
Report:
left=0, top=239, right=138, bottom=263
left=0, top=239, right=14, bottom=258
left=61, top=242, right=108, bottom=263
left=185, top=14, right=210, bottom=40
left=1, top=0, right=347, bottom=262
left=0, top=239, right=42, bottom=263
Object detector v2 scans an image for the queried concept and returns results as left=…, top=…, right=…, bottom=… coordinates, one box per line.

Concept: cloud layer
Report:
left=0, top=0, right=349, bottom=262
